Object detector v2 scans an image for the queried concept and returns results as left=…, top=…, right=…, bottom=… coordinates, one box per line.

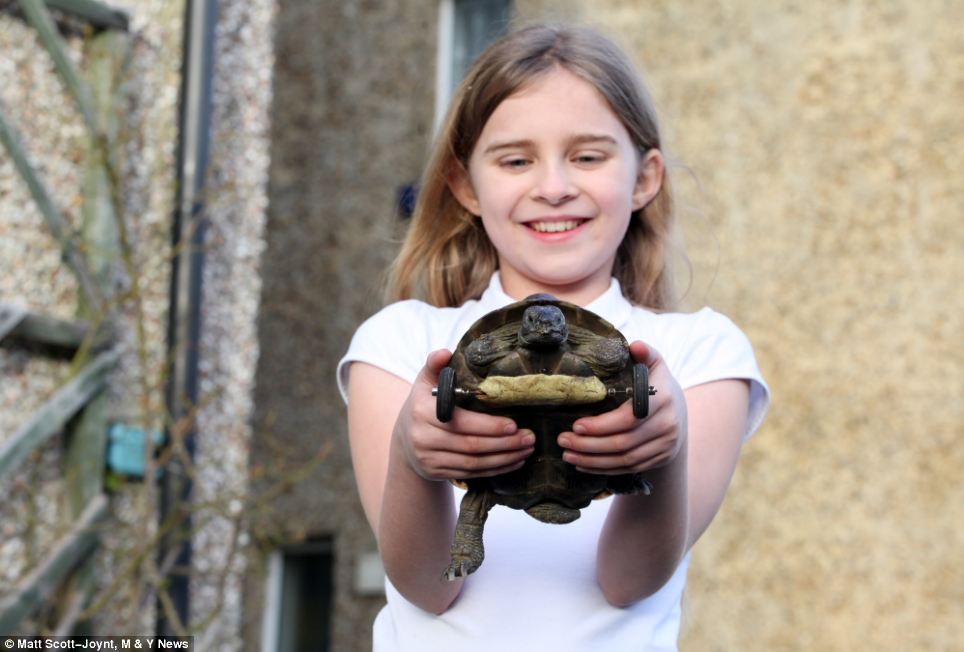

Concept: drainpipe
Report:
left=160, top=0, right=218, bottom=635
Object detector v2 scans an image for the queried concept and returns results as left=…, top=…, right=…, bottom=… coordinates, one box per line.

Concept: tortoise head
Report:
left=524, top=293, right=558, bottom=303
left=518, top=304, right=568, bottom=348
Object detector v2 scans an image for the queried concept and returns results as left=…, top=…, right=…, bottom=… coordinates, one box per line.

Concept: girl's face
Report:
left=451, top=67, right=663, bottom=305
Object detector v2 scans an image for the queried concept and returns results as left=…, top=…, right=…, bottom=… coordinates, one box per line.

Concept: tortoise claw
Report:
left=442, top=556, right=480, bottom=581
left=445, top=490, right=492, bottom=579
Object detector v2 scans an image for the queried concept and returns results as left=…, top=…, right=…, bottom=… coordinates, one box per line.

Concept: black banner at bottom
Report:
left=1, top=638, right=193, bottom=651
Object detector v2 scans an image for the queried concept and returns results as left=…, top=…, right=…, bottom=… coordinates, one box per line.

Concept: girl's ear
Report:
left=632, top=149, right=665, bottom=211
left=448, top=165, right=482, bottom=216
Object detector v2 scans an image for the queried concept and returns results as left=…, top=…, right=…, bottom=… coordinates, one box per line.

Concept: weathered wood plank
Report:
left=17, top=0, right=98, bottom=133
left=0, top=349, right=118, bottom=483
left=0, top=304, right=27, bottom=342
left=79, top=28, right=125, bottom=305
left=45, top=0, right=129, bottom=31
left=0, top=493, right=109, bottom=633
left=65, top=391, right=108, bottom=515
left=0, top=105, right=106, bottom=314
left=52, top=587, right=88, bottom=636
left=63, top=27, right=127, bottom=590
left=0, top=303, right=92, bottom=350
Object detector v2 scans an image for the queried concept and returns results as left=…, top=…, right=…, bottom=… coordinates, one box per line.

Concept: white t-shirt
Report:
left=337, top=273, right=769, bottom=652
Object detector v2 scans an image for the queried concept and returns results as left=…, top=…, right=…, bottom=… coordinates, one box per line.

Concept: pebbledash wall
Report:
left=0, top=0, right=185, bottom=634
left=258, top=1, right=961, bottom=651
left=0, top=0, right=273, bottom=646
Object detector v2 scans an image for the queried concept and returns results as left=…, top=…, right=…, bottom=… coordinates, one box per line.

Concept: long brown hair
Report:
left=388, top=24, right=680, bottom=310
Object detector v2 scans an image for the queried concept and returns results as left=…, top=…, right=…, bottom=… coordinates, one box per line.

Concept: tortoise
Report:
left=433, top=293, right=655, bottom=580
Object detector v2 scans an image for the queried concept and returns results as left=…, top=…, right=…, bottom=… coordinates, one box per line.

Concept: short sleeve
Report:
left=675, top=309, right=770, bottom=439
left=336, top=300, right=432, bottom=403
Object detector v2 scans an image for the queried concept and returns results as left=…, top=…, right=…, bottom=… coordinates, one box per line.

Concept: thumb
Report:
left=629, top=340, right=662, bottom=369
left=417, top=349, right=453, bottom=386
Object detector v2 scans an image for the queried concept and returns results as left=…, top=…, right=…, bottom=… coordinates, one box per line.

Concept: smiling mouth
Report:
left=526, top=219, right=587, bottom=233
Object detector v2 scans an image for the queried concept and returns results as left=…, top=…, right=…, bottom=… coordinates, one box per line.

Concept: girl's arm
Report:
left=347, top=351, right=535, bottom=614
left=559, top=342, right=749, bottom=606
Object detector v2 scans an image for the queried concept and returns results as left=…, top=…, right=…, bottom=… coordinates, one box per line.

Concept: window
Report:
left=262, top=540, right=333, bottom=652
left=434, top=0, right=512, bottom=131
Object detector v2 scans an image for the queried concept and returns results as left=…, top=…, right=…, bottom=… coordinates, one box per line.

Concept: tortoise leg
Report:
left=443, top=489, right=495, bottom=581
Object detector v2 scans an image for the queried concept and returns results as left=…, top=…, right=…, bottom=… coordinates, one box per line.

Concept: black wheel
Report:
left=436, top=366, right=456, bottom=422
left=632, top=363, right=650, bottom=419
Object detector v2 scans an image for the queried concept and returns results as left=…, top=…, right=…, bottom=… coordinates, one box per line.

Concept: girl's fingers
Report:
left=412, top=397, right=520, bottom=438
left=564, top=435, right=676, bottom=473
left=404, top=351, right=538, bottom=479
left=444, top=405, right=520, bottom=437
left=416, top=349, right=520, bottom=435
left=415, top=436, right=534, bottom=480
left=569, top=400, right=643, bottom=438
left=434, top=427, right=536, bottom=456
left=569, top=390, right=671, bottom=440
left=419, top=349, right=454, bottom=383
left=562, top=409, right=681, bottom=473
left=569, top=341, right=667, bottom=436
left=443, top=461, right=528, bottom=480
left=559, top=341, right=683, bottom=474
left=563, top=402, right=672, bottom=451
left=433, top=449, right=533, bottom=479
left=629, top=340, right=659, bottom=369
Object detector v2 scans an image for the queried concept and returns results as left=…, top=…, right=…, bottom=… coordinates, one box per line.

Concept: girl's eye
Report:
left=500, top=158, right=531, bottom=169
left=573, top=153, right=606, bottom=165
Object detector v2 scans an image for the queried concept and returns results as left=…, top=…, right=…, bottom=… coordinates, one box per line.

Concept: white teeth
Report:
left=529, top=220, right=581, bottom=233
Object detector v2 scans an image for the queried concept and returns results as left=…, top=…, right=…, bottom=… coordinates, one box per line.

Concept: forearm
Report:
left=595, top=438, right=689, bottom=606
left=378, top=433, right=463, bottom=614
left=595, top=379, right=751, bottom=606
left=349, top=354, right=535, bottom=614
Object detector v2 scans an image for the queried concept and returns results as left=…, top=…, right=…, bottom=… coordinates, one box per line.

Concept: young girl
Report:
left=337, top=24, right=769, bottom=651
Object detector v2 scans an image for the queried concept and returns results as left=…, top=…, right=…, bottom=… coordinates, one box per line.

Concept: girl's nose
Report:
left=532, top=162, right=577, bottom=205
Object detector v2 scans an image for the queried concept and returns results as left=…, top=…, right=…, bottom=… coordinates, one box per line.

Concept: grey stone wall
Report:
left=248, top=1, right=438, bottom=650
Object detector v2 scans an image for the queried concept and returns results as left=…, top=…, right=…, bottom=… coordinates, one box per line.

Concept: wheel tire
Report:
left=436, top=366, right=456, bottom=422
left=632, top=363, right=650, bottom=419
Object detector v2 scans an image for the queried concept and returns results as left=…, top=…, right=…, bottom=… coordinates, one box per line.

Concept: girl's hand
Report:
left=558, top=341, right=686, bottom=474
left=393, top=349, right=536, bottom=481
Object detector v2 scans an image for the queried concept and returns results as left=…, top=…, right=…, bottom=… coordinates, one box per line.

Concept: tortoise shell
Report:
left=437, top=294, right=653, bottom=579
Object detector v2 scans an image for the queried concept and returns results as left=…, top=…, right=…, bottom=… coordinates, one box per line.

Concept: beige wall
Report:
left=508, top=1, right=961, bottom=649
left=259, top=1, right=960, bottom=648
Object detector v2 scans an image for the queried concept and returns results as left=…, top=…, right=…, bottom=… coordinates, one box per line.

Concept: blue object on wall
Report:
left=396, top=183, right=418, bottom=218
left=107, top=423, right=163, bottom=477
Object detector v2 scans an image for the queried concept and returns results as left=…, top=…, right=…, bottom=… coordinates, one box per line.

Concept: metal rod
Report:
left=159, top=0, right=218, bottom=635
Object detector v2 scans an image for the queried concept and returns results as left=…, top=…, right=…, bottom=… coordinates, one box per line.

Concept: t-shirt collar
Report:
left=477, top=271, right=633, bottom=330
